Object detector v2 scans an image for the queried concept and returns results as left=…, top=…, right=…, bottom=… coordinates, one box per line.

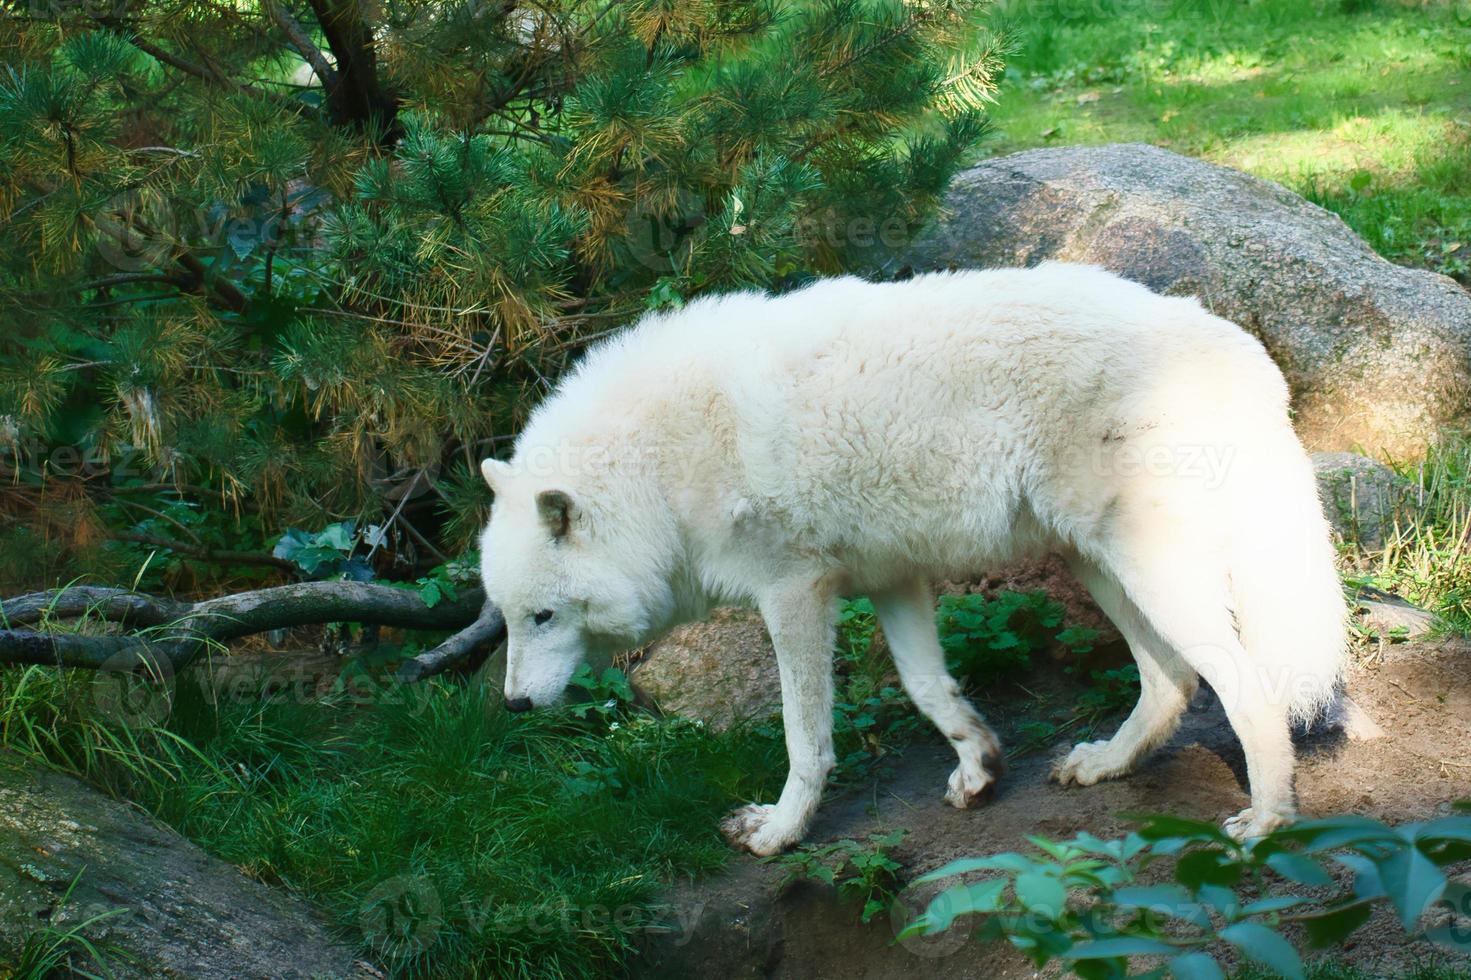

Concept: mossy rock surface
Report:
left=0, top=751, right=371, bottom=979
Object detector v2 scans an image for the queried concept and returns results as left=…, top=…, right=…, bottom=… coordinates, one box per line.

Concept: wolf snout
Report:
left=504, top=696, right=534, bottom=713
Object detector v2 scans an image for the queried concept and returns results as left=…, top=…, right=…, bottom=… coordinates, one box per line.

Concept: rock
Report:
left=1312, top=452, right=1420, bottom=549
left=903, top=143, right=1471, bottom=457
left=0, top=752, right=372, bottom=979
left=631, top=608, right=782, bottom=729
left=1354, top=585, right=1438, bottom=640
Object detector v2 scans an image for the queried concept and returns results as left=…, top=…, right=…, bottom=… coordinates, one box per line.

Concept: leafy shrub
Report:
left=904, top=808, right=1471, bottom=979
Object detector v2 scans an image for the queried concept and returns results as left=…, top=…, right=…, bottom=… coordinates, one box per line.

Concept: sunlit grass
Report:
left=1335, top=431, right=1471, bottom=632
left=985, top=0, right=1471, bottom=281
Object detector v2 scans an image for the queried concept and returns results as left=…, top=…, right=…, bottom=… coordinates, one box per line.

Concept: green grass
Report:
left=0, top=664, right=785, bottom=978
left=0, top=870, right=126, bottom=980
left=1342, top=430, right=1471, bottom=631
left=985, top=0, right=1471, bottom=282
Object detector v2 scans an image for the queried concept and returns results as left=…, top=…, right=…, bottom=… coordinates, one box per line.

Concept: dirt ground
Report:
left=636, top=636, right=1471, bottom=979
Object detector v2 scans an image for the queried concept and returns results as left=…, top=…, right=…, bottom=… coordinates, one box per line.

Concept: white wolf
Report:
left=478, top=262, right=1346, bottom=856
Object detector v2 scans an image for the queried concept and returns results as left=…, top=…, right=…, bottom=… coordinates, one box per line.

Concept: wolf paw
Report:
left=944, top=751, right=1002, bottom=809
left=720, top=803, right=799, bottom=856
left=1223, top=807, right=1293, bottom=842
left=1050, top=740, right=1127, bottom=787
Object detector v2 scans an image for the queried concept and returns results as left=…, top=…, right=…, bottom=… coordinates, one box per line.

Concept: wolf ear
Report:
left=536, top=489, right=576, bottom=540
left=480, top=458, right=512, bottom=492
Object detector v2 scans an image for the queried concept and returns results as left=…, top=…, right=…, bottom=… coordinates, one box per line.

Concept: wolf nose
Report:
left=504, top=696, right=533, bottom=713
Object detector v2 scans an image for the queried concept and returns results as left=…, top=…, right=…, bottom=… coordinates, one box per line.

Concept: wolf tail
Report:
left=1224, top=426, right=1348, bottom=724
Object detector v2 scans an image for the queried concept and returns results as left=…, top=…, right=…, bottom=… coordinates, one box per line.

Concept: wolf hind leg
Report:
left=1092, top=535, right=1296, bottom=839
left=873, top=578, right=1004, bottom=808
left=1052, top=553, right=1198, bottom=787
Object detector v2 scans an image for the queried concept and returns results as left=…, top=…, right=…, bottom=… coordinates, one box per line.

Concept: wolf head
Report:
left=478, top=456, right=674, bottom=709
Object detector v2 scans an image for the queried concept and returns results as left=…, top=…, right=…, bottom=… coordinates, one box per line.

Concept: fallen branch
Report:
left=0, top=582, right=501, bottom=675
left=0, top=629, right=178, bottom=670
left=396, top=601, right=506, bottom=683
left=2, top=587, right=185, bottom=628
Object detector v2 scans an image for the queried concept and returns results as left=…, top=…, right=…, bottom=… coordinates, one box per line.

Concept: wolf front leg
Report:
left=721, top=575, right=837, bottom=856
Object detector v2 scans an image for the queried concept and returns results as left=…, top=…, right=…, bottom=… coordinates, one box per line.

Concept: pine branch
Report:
left=263, top=0, right=340, bottom=89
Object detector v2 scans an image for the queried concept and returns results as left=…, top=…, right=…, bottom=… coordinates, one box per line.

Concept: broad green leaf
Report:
left=1412, top=816, right=1471, bottom=845
left=916, top=879, right=1007, bottom=932
left=1241, top=894, right=1311, bottom=915
left=1276, top=815, right=1399, bottom=853
left=916, top=852, right=1033, bottom=882
left=1301, top=901, right=1373, bottom=948
left=1218, top=922, right=1303, bottom=980
left=1125, top=814, right=1236, bottom=848
left=319, top=521, right=356, bottom=551
left=1112, top=884, right=1192, bottom=908
left=1265, top=851, right=1333, bottom=887
left=1175, top=849, right=1241, bottom=889
left=1334, top=852, right=1386, bottom=900
left=1376, top=844, right=1447, bottom=930
left=1014, top=871, right=1067, bottom=918
left=1169, top=952, right=1225, bottom=980
left=1196, top=884, right=1239, bottom=920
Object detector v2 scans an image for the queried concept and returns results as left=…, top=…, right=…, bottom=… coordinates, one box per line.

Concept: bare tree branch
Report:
left=0, top=582, right=497, bottom=675
left=396, top=602, right=506, bottom=683
left=2, top=588, right=184, bottom=629
left=0, top=630, right=178, bottom=670
left=263, top=0, right=339, bottom=89
left=305, top=0, right=398, bottom=135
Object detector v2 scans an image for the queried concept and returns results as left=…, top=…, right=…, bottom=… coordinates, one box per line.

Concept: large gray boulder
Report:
left=0, top=752, right=372, bottom=979
left=903, top=143, right=1471, bottom=457
left=631, top=608, right=782, bottom=730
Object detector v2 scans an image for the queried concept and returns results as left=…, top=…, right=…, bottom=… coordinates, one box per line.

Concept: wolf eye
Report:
left=533, top=609, right=554, bottom=626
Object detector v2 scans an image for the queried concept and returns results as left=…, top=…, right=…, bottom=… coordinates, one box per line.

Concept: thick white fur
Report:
left=479, top=262, right=1347, bottom=855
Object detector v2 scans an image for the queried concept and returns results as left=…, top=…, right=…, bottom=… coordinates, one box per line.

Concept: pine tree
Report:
left=0, top=0, right=1005, bottom=588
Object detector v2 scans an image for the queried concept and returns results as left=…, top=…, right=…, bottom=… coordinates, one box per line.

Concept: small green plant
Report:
left=905, top=807, right=1471, bottom=979
left=0, top=870, right=127, bottom=980
left=939, top=590, right=1100, bottom=683
left=770, top=829, right=909, bottom=924
left=829, top=598, right=920, bottom=776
